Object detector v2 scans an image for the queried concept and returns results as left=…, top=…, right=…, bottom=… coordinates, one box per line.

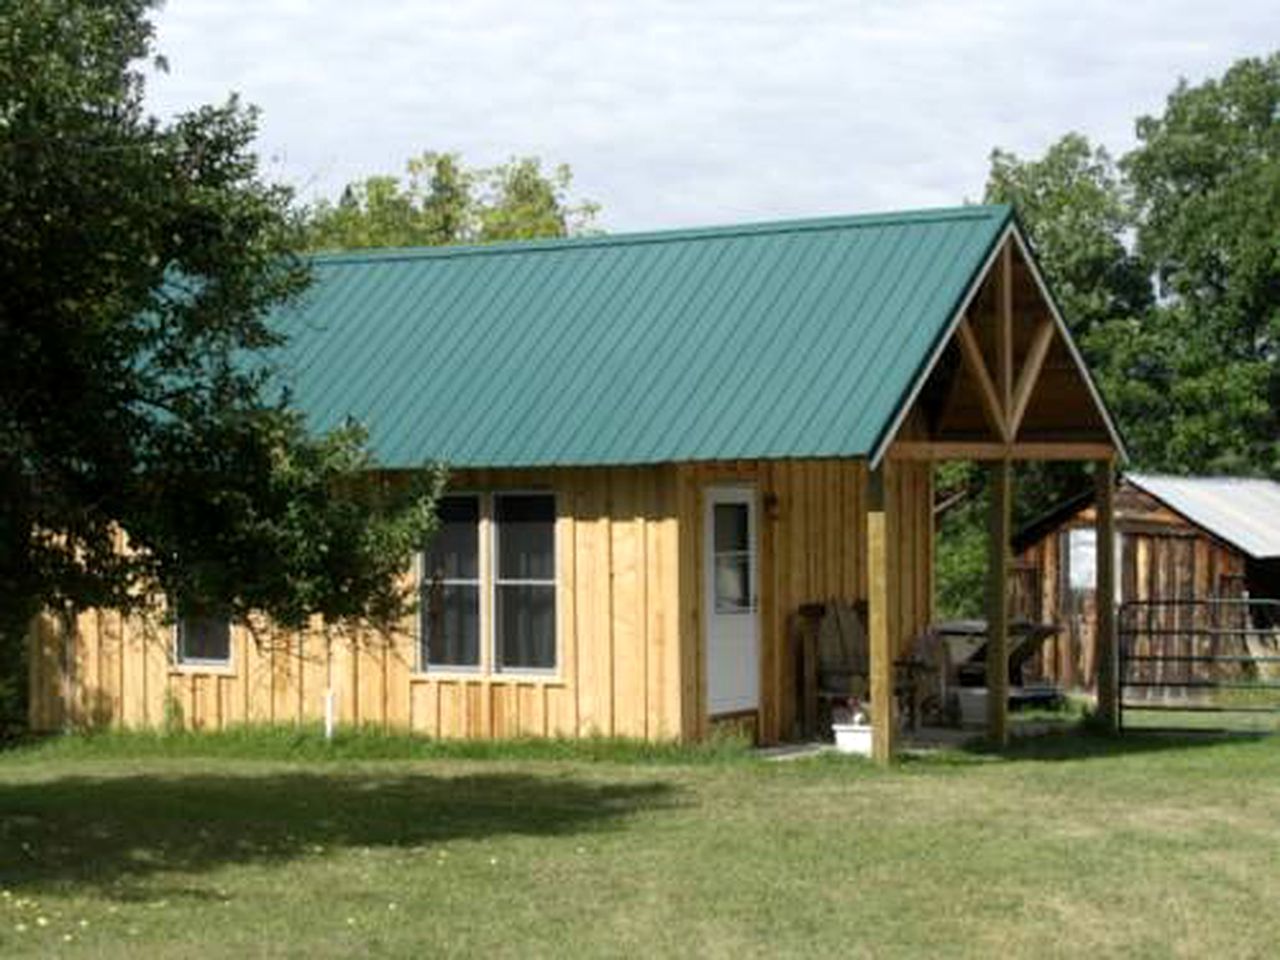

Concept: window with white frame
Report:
left=494, top=494, right=557, bottom=671
left=419, top=492, right=557, bottom=674
left=176, top=611, right=232, bottom=665
left=421, top=495, right=482, bottom=669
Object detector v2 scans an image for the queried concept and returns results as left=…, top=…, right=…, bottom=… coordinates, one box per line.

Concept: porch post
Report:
left=1094, top=458, right=1119, bottom=733
left=867, top=467, right=896, bottom=764
left=986, top=458, right=1012, bottom=746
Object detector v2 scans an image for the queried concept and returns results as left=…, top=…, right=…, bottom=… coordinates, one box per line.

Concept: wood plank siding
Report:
left=29, top=459, right=934, bottom=745
left=675, top=458, right=933, bottom=744
left=1017, top=484, right=1247, bottom=690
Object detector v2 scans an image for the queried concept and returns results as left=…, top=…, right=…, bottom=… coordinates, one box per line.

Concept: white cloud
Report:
left=144, top=0, right=1280, bottom=231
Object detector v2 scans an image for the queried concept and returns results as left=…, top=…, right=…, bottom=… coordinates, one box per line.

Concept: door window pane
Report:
left=715, top=554, right=752, bottom=612
left=714, top=503, right=749, bottom=552
left=713, top=501, right=753, bottom=613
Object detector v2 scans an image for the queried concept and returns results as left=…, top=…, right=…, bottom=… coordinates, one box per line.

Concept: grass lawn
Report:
left=3, top=728, right=1280, bottom=958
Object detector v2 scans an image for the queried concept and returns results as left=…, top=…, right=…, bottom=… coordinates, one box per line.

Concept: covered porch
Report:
left=867, top=228, right=1124, bottom=762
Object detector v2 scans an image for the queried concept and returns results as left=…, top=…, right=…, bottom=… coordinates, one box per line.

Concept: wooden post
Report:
left=1095, top=458, right=1119, bottom=733
left=867, top=467, right=896, bottom=764
left=986, top=458, right=1012, bottom=747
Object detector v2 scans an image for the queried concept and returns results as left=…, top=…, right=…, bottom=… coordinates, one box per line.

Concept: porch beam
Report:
left=1008, top=317, right=1056, bottom=439
left=955, top=318, right=1010, bottom=442
left=1094, top=459, right=1120, bottom=733
left=998, top=241, right=1015, bottom=416
left=986, top=458, right=1012, bottom=747
left=867, top=467, right=896, bottom=764
left=887, top=441, right=1117, bottom=462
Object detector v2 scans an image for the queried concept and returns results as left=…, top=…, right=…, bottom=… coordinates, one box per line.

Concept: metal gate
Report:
left=1118, top=598, right=1280, bottom=732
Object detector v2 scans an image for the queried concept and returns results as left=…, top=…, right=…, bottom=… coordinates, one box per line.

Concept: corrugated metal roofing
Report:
left=272, top=205, right=1014, bottom=468
left=1128, top=474, right=1280, bottom=560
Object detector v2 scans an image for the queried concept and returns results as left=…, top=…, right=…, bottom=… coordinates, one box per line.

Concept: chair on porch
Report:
left=791, top=601, right=936, bottom=739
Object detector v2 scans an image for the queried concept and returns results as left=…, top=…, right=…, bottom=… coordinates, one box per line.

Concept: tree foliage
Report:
left=0, top=0, right=439, bottom=661
left=987, top=133, right=1152, bottom=340
left=1125, top=54, right=1280, bottom=474
left=305, top=152, right=599, bottom=251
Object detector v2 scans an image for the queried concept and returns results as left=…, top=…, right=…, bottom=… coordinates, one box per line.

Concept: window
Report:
left=494, top=494, right=556, bottom=672
left=1066, top=527, right=1124, bottom=602
left=421, top=495, right=481, bottom=669
left=176, top=612, right=231, bottom=665
left=418, top=492, right=558, bottom=675
left=713, top=502, right=754, bottom=612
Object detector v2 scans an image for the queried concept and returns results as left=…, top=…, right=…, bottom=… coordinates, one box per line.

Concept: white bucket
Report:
left=832, top=722, right=873, bottom=756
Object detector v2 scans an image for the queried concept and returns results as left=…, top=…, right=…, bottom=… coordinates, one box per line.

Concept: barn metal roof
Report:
left=272, top=205, right=1015, bottom=468
left=1128, top=474, right=1280, bottom=560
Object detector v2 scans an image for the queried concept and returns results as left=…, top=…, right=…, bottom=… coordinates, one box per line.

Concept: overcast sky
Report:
left=146, top=0, right=1278, bottom=232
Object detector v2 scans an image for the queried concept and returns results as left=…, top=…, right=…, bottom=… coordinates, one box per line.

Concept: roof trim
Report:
left=869, top=216, right=1013, bottom=468
left=310, top=205, right=1009, bottom=266
left=869, top=217, right=1128, bottom=468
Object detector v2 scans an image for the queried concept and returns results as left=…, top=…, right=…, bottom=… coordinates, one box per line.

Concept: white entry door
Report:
left=705, top=487, right=759, bottom=715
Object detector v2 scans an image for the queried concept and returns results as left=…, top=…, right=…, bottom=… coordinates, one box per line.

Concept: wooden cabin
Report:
left=28, top=204, right=1125, bottom=760
left=1013, top=474, right=1280, bottom=689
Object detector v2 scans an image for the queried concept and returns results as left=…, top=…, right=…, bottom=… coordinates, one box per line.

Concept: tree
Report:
left=986, top=133, right=1152, bottom=341
left=1124, top=54, right=1280, bottom=475
left=0, top=0, right=438, bottom=698
left=305, top=152, right=599, bottom=251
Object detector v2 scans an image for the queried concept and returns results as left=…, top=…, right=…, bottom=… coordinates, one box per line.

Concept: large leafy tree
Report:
left=0, top=0, right=438, bottom=689
left=1124, top=53, right=1280, bottom=475
left=305, top=152, right=599, bottom=251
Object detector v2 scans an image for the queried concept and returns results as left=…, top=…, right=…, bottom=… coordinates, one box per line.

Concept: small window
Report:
left=713, top=502, right=754, bottom=612
left=494, top=494, right=556, bottom=671
left=421, top=495, right=481, bottom=669
left=1066, top=527, right=1124, bottom=602
left=176, top=612, right=232, bottom=665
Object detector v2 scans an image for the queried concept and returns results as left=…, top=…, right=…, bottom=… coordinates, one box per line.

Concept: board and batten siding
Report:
left=29, top=459, right=934, bottom=744
left=28, top=466, right=688, bottom=741
left=676, top=458, right=933, bottom=744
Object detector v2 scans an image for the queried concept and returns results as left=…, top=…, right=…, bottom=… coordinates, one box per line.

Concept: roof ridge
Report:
left=309, top=203, right=1012, bottom=266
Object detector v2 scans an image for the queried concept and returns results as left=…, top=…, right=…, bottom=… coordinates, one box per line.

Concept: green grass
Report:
left=1, top=724, right=756, bottom=766
left=1121, top=707, right=1280, bottom=733
left=4, top=729, right=1280, bottom=958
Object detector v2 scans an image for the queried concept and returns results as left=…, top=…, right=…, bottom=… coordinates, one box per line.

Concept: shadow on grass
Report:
left=0, top=769, right=678, bottom=896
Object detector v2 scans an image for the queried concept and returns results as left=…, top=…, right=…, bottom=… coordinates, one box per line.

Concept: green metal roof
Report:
left=273, top=204, right=1015, bottom=468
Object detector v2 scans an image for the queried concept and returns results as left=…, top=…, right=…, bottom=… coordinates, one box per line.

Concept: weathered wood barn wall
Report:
left=1014, top=482, right=1247, bottom=689
left=28, top=459, right=934, bottom=745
